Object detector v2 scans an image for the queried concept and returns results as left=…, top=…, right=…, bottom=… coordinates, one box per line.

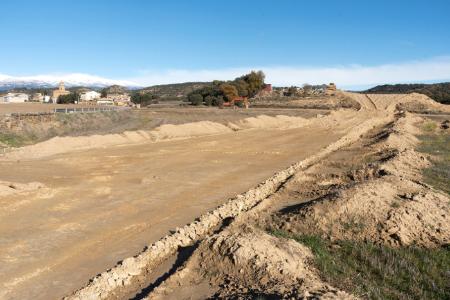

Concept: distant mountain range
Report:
left=363, top=82, right=450, bottom=104
left=0, top=74, right=140, bottom=91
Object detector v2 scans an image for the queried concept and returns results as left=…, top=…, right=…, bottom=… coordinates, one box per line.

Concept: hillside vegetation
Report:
left=187, top=71, right=266, bottom=106
left=136, top=82, right=210, bottom=100
left=364, top=82, right=450, bottom=104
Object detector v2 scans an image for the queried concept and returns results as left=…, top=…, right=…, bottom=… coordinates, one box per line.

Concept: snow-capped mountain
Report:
left=0, top=73, right=141, bottom=91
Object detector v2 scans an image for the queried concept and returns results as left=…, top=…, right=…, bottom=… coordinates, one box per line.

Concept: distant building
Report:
left=80, top=91, right=101, bottom=102
left=52, top=81, right=70, bottom=101
left=262, top=84, right=273, bottom=93
left=1, top=93, right=29, bottom=103
left=31, top=93, right=44, bottom=102
left=106, top=93, right=131, bottom=106
left=255, top=83, right=273, bottom=98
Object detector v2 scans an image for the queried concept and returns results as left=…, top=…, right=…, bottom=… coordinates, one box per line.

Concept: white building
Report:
left=1, top=93, right=29, bottom=103
left=80, top=91, right=101, bottom=102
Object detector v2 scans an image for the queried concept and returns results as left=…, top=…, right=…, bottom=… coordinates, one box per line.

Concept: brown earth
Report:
left=1, top=93, right=449, bottom=300
left=0, top=108, right=356, bottom=300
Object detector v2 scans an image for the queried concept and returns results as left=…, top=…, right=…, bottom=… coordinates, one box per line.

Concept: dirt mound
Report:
left=345, top=92, right=450, bottom=113
left=151, top=121, right=232, bottom=140
left=146, top=226, right=354, bottom=299
left=231, top=115, right=308, bottom=130
left=271, top=114, right=450, bottom=247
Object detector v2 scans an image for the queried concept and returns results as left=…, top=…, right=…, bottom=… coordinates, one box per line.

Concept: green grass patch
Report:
left=270, top=229, right=450, bottom=299
left=417, top=132, right=450, bottom=195
left=421, top=121, right=438, bottom=132
left=0, top=133, right=26, bottom=147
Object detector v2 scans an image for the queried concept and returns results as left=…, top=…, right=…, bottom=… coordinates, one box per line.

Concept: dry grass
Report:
left=270, top=229, right=450, bottom=300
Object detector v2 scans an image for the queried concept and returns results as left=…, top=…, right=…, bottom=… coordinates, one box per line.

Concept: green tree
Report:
left=238, top=70, right=265, bottom=97
left=204, top=95, right=214, bottom=106
left=57, top=93, right=79, bottom=104
left=233, top=79, right=249, bottom=97
left=213, top=95, right=224, bottom=107
left=188, top=93, right=203, bottom=106
left=220, top=84, right=239, bottom=102
left=131, top=93, right=158, bottom=105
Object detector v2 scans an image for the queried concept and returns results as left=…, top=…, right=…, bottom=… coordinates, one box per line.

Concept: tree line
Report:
left=187, top=71, right=266, bottom=106
left=130, top=93, right=160, bottom=106
left=57, top=93, right=80, bottom=104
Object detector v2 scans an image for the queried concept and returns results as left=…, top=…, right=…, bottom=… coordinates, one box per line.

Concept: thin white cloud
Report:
left=2, top=56, right=450, bottom=89
left=129, top=56, right=450, bottom=88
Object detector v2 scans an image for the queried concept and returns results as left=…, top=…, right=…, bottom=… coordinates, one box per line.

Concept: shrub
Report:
left=131, top=93, right=158, bottom=105
left=57, top=93, right=79, bottom=104
left=188, top=93, right=203, bottom=106
left=213, top=96, right=224, bottom=107
left=204, top=95, right=214, bottom=106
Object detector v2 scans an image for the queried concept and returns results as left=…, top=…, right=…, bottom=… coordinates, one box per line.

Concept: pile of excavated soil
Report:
left=371, top=92, right=450, bottom=112
left=146, top=225, right=354, bottom=300
left=231, top=115, right=309, bottom=130
left=269, top=114, right=449, bottom=247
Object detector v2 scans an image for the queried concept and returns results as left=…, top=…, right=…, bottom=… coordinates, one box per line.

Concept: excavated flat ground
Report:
left=0, top=109, right=361, bottom=300
left=2, top=93, right=449, bottom=300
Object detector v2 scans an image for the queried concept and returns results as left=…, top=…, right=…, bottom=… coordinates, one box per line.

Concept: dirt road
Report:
left=0, top=111, right=364, bottom=300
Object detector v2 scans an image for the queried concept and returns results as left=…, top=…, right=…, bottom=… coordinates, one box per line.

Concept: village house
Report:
left=31, top=93, right=44, bottom=102
left=255, top=84, right=273, bottom=97
left=106, top=93, right=131, bottom=106
left=1, top=92, right=30, bottom=103
left=80, top=91, right=101, bottom=102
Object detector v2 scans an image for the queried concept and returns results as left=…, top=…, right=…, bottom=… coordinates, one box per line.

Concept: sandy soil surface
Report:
left=0, top=110, right=356, bottom=299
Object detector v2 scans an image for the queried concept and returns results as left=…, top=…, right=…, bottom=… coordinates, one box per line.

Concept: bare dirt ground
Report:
left=1, top=93, right=449, bottom=300
left=0, top=109, right=345, bottom=299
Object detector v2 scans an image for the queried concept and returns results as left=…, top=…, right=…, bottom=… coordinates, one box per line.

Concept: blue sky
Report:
left=1, top=0, right=450, bottom=88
